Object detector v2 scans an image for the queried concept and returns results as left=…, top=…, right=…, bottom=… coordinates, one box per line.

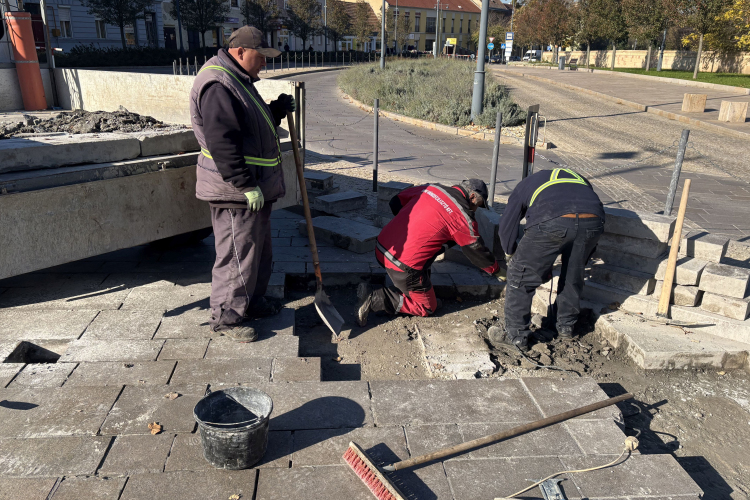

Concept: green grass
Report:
left=338, top=59, right=527, bottom=128
left=599, top=68, right=750, bottom=88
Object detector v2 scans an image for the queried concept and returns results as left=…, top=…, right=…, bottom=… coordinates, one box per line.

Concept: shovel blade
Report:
left=314, top=286, right=345, bottom=339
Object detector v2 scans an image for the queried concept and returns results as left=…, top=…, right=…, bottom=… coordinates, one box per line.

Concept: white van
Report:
left=523, top=50, right=542, bottom=62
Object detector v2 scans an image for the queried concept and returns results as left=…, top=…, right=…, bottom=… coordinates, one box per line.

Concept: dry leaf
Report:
left=165, top=392, right=180, bottom=400
left=718, top=371, right=726, bottom=376
left=228, top=495, right=241, bottom=500
left=456, top=297, right=463, bottom=303
left=148, top=422, right=163, bottom=435
left=333, top=357, right=342, bottom=362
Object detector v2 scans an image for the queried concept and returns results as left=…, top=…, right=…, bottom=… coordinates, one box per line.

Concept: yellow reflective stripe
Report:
left=201, top=149, right=281, bottom=167
left=529, top=169, right=587, bottom=206
left=201, top=147, right=213, bottom=159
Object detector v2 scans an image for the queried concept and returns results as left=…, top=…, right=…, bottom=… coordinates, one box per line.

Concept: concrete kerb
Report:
left=262, top=65, right=350, bottom=80
left=494, top=69, right=750, bottom=141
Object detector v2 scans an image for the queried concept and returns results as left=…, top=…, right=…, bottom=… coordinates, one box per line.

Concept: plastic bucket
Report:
left=193, top=387, right=273, bottom=470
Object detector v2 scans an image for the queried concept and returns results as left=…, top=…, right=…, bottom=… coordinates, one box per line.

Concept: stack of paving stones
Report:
left=375, top=181, right=413, bottom=227
left=303, top=171, right=339, bottom=200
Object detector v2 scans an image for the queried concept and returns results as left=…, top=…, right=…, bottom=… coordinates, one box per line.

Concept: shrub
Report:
left=54, top=44, right=219, bottom=68
left=338, top=59, right=526, bottom=128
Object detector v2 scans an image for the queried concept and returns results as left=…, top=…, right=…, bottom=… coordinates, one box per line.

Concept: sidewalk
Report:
left=495, top=66, right=750, bottom=138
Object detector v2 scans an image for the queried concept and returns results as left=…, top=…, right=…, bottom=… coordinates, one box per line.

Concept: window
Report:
left=95, top=20, right=106, bottom=39
left=59, top=7, right=72, bottom=38
left=450, top=18, right=454, bottom=33
left=459, top=19, right=462, bottom=33
left=426, top=17, right=435, bottom=33
left=231, top=0, right=238, bottom=7
left=442, top=17, right=445, bottom=33
left=414, top=13, right=420, bottom=31
left=467, top=18, right=470, bottom=34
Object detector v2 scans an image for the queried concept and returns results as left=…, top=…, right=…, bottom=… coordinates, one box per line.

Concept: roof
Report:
left=385, top=0, right=481, bottom=14
left=342, top=1, right=380, bottom=27
left=489, top=0, right=512, bottom=12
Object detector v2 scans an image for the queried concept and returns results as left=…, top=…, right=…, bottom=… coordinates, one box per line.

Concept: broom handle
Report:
left=657, top=178, right=691, bottom=317
left=388, top=393, right=633, bottom=471
left=287, top=111, right=323, bottom=288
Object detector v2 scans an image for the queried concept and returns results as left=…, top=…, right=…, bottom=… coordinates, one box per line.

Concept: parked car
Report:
left=522, top=50, right=542, bottom=61
left=489, top=55, right=503, bottom=64
left=509, top=55, right=521, bottom=62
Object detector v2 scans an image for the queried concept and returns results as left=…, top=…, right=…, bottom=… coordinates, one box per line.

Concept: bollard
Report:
left=488, top=111, right=503, bottom=208
left=522, top=104, right=540, bottom=179
left=558, top=55, right=565, bottom=70
left=665, top=129, right=690, bottom=216
left=373, top=98, right=379, bottom=192
left=194, top=56, right=198, bottom=74
left=179, top=58, right=183, bottom=75
left=173, top=60, right=176, bottom=75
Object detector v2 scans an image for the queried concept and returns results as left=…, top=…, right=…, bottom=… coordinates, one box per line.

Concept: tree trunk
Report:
left=693, top=32, right=703, bottom=79
left=202, top=31, right=206, bottom=51
left=120, top=23, right=127, bottom=49
left=646, top=44, right=652, bottom=71
left=133, top=20, right=140, bottom=47
left=586, top=43, right=590, bottom=68
left=610, top=42, right=616, bottom=70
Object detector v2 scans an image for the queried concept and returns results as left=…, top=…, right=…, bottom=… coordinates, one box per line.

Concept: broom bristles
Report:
left=343, top=442, right=406, bottom=500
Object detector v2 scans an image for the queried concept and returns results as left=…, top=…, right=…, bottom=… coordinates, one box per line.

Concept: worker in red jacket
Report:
left=356, top=179, right=504, bottom=325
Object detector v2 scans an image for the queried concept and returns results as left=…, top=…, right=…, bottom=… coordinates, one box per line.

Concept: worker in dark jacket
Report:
left=491, top=168, right=604, bottom=352
left=189, top=26, right=295, bottom=341
left=356, top=179, right=504, bottom=325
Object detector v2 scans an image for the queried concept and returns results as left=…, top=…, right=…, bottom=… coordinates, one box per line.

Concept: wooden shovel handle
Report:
left=658, top=179, right=692, bottom=317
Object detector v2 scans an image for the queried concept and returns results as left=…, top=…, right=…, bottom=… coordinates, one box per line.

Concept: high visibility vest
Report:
left=529, top=168, right=588, bottom=206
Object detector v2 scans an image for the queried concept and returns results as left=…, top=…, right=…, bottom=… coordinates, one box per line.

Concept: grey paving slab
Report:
left=272, top=261, right=307, bottom=273
left=100, top=384, right=207, bottom=435
left=459, top=421, right=582, bottom=459
left=370, top=379, right=543, bottom=426
left=560, top=454, right=703, bottom=498
left=390, top=462, right=455, bottom=500
left=120, top=283, right=210, bottom=312
left=205, top=335, right=298, bottom=359
left=0, top=341, right=20, bottom=363
left=0, top=362, right=23, bottom=387
left=170, top=358, right=272, bottom=385
left=0, top=309, right=98, bottom=340
left=154, top=309, right=212, bottom=339
left=0, top=285, right=130, bottom=311
left=305, top=216, right=381, bottom=253
left=699, top=262, right=750, bottom=299
left=256, top=466, right=374, bottom=500
left=0, top=386, right=120, bottom=438
left=271, top=218, right=301, bottom=230
left=157, top=339, right=210, bottom=360
left=65, top=361, right=176, bottom=386
left=272, top=356, right=321, bottom=382
left=245, top=307, right=295, bottom=336
left=405, top=424, right=463, bottom=457
left=292, top=426, right=408, bottom=466
left=9, top=363, right=76, bottom=388
left=563, top=419, right=633, bottom=455
left=120, top=470, right=257, bottom=500
left=0, top=436, right=111, bottom=476
left=165, top=431, right=291, bottom=471
left=521, top=377, right=623, bottom=422
left=266, top=272, right=285, bottom=298
left=0, top=477, right=57, bottom=500
left=51, top=476, right=127, bottom=500
left=99, top=433, right=176, bottom=475
left=59, top=339, right=165, bottom=363
left=444, top=456, right=581, bottom=500
left=82, top=310, right=163, bottom=340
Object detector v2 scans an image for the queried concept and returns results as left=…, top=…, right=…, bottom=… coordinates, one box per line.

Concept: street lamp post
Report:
left=324, top=0, right=328, bottom=53
left=380, top=0, right=386, bottom=68
left=175, top=0, right=185, bottom=54
left=470, top=0, right=489, bottom=121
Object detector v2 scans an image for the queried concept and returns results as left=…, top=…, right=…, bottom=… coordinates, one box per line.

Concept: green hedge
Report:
left=54, top=45, right=219, bottom=68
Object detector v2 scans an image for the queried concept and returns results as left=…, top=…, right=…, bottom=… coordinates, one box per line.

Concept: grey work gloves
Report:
left=244, top=186, right=264, bottom=212
left=268, top=93, right=296, bottom=126
left=276, top=93, right=296, bottom=113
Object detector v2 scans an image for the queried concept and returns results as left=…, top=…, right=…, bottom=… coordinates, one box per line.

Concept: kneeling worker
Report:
left=492, top=168, right=604, bottom=352
left=356, top=180, right=504, bottom=325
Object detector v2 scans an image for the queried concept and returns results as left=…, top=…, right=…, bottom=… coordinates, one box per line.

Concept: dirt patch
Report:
left=0, top=109, right=181, bottom=139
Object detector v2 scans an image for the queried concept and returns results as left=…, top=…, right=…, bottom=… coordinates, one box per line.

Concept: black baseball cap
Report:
left=463, top=178, right=489, bottom=207
left=227, top=26, right=282, bottom=57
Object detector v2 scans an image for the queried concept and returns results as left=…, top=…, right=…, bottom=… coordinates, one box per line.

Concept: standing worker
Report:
left=356, top=180, right=505, bottom=325
left=190, top=26, right=296, bottom=341
left=491, top=168, right=604, bottom=352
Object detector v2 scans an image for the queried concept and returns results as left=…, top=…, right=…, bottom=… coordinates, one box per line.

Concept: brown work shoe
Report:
left=356, top=283, right=373, bottom=327
left=221, top=321, right=258, bottom=343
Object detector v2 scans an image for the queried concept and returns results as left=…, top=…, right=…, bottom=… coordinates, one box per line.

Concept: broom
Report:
left=343, top=393, right=633, bottom=500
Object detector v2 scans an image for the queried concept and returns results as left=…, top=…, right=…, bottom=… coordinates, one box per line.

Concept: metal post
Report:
left=194, top=56, right=198, bottom=74
left=657, top=28, right=666, bottom=72
left=645, top=44, right=652, bottom=71
left=665, top=129, right=690, bottom=216
left=373, top=98, right=379, bottom=191
left=175, top=0, right=184, bottom=54
left=173, top=60, right=177, bottom=75
left=179, top=58, right=183, bottom=75
left=301, top=85, right=306, bottom=164
left=522, top=104, right=540, bottom=179
left=380, top=0, right=386, bottom=69
left=488, top=111, right=502, bottom=207
left=471, top=0, right=490, bottom=121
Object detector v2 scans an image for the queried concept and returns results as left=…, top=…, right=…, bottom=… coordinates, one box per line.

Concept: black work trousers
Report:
left=209, top=203, right=273, bottom=331
left=504, top=215, right=604, bottom=341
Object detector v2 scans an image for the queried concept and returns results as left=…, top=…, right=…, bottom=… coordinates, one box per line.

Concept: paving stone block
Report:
left=256, top=466, right=372, bottom=500
left=154, top=309, right=211, bottom=339
left=390, top=462, right=455, bottom=500
left=680, top=231, right=729, bottom=262
left=598, top=232, right=668, bottom=258
left=0, top=386, right=120, bottom=438
left=100, top=384, right=207, bottom=435
left=582, top=281, right=658, bottom=315
left=51, top=476, right=126, bottom=500
left=83, top=310, right=163, bottom=340
left=559, top=454, right=703, bottom=498
left=563, top=419, right=631, bottom=455
left=377, top=181, right=413, bottom=201
left=0, top=309, right=98, bottom=340
left=521, top=377, right=622, bottom=422
left=418, top=326, right=495, bottom=380
left=444, top=457, right=581, bottom=500
left=0, top=285, right=131, bottom=311
left=593, top=247, right=665, bottom=274
left=0, top=362, right=24, bottom=387
left=668, top=303, right=750, bottom=344
left=301, top=216, right=381, bottom=254
left=699, top=262, right=750, bottom=299
left=313, top=191, right=367, bottom=213
left=450, top=272, right=490, bottom=299
left=120, top=470, right=256, bottom=500
left=459, top=421, right=582, bottom=458
left=59, top=339, right=165, bottom=363
left=157, top=339, right=210, bottom=360
left=247, top=307, right=295, bottom=336
left=205, top=335, right=298, bottom=359
left=476, top=208, right=504, bottom=256
left=272, top=261, right=306, bottom=274
left=271, top=218, right=302, bottom=230
left=137, top=129, right=199, bottom=157
left=9, top=363, right=76, bottom=388
left=603, top=208, right=675, bottom=242
left=170, top=358, right=272, bottom=385
left=404, top=423, right=463, bottom=457
left=370, top=379, right=542, bottom=426
left=655, top=257, right=707, bottom=286
left=304, top=171, right=334, bottom=191
left=431, top=274, right=457, bottom=299
left=654, top=281, right=703, bottom=307
left=0, top=477, right=56, bottom=499
left=165, top=431, right=291, bottom=471
left=65, top=360, right=176, bottom=386
left=700, top=292, right=750, bottom=321
left=587, top=263, right=656, bottom=295
left=100, top=433, right=176, bottom=475
left=266, top=272, right=285, bottom=299
left=292, top=426, right=408, bottom=466
left=376, top=198, right=392, bottom=214
left=272, top=357, right=321, bottom=382
left=121, top=283, right=210, bottom=312
left=0, top=436, right=110, bottom=476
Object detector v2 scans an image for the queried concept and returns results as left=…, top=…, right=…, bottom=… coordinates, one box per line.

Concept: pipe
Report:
left=6, top=12, right=47, bottom=110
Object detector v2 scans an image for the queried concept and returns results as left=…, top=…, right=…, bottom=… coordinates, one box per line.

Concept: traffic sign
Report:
left=487, top=43, right=494, bottom=50
left=506, top=32, right=514, bottom=41
left=489, top=37, right=495, bottom=43
left=501, top=43, right=506, bottom=49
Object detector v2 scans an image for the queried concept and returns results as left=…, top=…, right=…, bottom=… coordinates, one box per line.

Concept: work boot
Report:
left=557, top=325, right=574, bottom=339
left=488, top=326, right=529, bottom=353
left=356, top=283, right=373, bottom=327
left=246, top=297, right=282, bottom=319
left=219, top=321, right=258, bottom=343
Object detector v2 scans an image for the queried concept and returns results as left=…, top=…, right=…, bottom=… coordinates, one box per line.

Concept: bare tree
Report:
left=286, top=0, right=323, bottom=49
left=242, top=0, right=280, bottom=38
left=326, top=0, right=351, bottom=51
left=352, top=0, right=375, bottom=51
left=385, top=6, right=410, bottom=53
left=171, top=0, right=230, bottom=50
left=82, top=0, right=153, bottom=48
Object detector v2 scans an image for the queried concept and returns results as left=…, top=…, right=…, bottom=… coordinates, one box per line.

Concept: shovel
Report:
left=286, top=111, right=345, bottom=340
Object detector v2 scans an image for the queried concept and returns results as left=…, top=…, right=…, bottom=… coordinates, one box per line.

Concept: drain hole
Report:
left=4, top=341, right=70, bottom=363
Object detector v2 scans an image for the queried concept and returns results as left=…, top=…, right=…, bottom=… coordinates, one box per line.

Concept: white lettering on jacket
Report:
left=424, top=189, right=453, bottom=214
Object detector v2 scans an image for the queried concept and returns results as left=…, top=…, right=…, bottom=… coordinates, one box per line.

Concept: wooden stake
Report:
left=657, top=178, right=692, bottom=318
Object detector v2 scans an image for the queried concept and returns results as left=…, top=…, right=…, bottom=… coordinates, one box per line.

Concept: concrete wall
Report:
left=0, top=66, right=55, bottom=111
left=542, top=49, right=750, bottom=74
